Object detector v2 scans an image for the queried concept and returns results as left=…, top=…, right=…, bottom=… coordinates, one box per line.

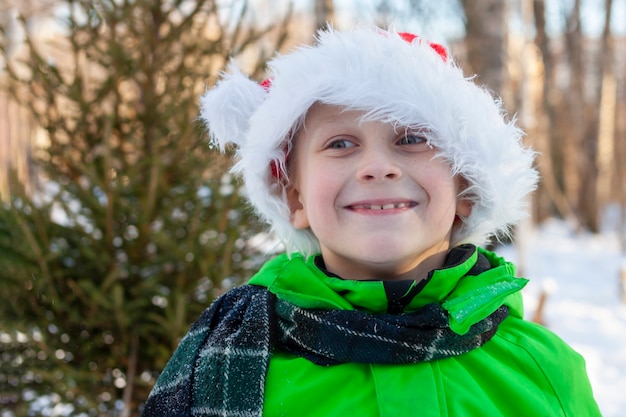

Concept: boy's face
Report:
left=287, top=103, right=472, bottom=281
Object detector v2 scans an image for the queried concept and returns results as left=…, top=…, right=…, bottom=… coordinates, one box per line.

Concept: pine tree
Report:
left=0, top=1, right=291, bottom=415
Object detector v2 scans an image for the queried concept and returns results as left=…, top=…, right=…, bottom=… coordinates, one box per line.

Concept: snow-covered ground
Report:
left=498, top=218, right=626, bottom=417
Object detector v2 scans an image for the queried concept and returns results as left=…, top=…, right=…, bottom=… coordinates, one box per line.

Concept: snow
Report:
left=498, top=218, right=626, bottom=417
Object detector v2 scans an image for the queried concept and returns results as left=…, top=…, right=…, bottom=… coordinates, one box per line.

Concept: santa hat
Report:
left=199, top=27, right=538, bottom=255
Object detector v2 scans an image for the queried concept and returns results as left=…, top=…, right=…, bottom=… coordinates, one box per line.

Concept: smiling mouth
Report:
left=349, top=202, right=417, bottom=210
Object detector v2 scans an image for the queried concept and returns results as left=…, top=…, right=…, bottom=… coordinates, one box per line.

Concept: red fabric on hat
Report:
left=398, top=32, right=448, bottom=62
left=260, top=78, right=273, bottom=90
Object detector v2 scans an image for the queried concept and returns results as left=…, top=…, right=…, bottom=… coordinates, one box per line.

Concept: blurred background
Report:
left=0, top=0, right=624, bottom=416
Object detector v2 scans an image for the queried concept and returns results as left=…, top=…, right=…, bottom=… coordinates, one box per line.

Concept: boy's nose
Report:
left=356, top=149, right=403, bottom=182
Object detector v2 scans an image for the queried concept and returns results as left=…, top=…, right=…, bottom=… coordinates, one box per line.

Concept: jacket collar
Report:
left=249, top=244, right=526, bottom=323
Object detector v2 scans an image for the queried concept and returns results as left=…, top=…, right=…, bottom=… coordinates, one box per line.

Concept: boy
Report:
left=142, top=28, right=601, bottom=416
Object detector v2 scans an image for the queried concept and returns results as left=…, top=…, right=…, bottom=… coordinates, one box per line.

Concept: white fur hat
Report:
left=199, top=27, right=538, bottom=255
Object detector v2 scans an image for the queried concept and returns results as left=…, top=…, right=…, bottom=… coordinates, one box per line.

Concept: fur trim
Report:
left=199, top=65, right=267, bottom=150
left=200, top=28, right=538, bottom=255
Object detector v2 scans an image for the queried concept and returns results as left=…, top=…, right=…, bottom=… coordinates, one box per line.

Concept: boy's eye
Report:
left=328, top=138, right=356, bottom=149
left=398, top=134, right=427, bottom=145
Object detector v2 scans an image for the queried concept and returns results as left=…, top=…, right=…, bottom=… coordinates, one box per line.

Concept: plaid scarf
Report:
left=142, top=284, right=508, bottom=417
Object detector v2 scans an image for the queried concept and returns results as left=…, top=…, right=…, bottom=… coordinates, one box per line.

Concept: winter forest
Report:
left=0, top=0, right=625, bottom=416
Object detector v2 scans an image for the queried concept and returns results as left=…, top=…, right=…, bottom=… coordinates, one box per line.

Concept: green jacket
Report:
left=248, top=245, right=601, bottom=417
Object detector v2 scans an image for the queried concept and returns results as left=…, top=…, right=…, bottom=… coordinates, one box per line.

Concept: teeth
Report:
left=354, top=202, right=411, bottom=210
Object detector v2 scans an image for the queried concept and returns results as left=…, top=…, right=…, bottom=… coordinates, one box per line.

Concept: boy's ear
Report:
left=455, top=176, right=473, bottom=218
left=286, top=185, right=310, bottom=230
left=456, top=197, right=473, bottom=218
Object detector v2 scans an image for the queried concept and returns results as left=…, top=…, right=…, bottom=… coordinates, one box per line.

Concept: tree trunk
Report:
left=563, top=0, right=592, bottom=230
left=617, top=98, right=626, bottom=250
left=526, top=0, right=581, bottom=227
left=461, top=0, right=506, bottom=95
left=614, top=41, right=626, bottom=250
left=0, top=92, right=36, bottom=200
left=314, top=0, right=335, bottom=32
left=595, top=0, right=615, bottom=226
